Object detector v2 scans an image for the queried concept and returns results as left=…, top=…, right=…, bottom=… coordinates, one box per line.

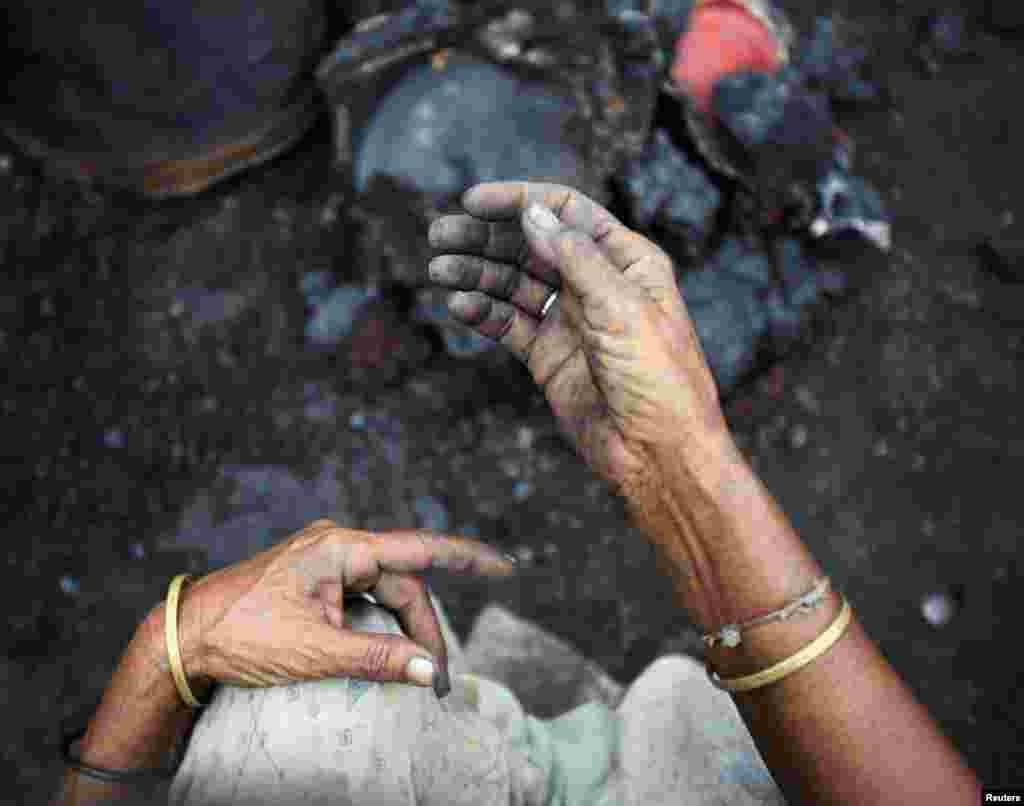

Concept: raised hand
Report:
left=428, top=181, right=730, bottom=496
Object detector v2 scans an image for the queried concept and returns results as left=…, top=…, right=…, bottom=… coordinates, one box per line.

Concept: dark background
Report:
left=1, top=0, right=1022, bottom=802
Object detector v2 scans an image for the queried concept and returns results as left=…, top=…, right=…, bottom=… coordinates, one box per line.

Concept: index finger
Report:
left=366, top=530, right=517, bottom=578
left=461, top=181, right=657, bottom=272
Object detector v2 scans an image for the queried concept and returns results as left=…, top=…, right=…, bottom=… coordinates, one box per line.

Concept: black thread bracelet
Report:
left=61, top=726, right=178, bottom=784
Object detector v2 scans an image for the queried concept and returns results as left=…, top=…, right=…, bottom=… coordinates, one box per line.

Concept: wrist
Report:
left=140, top=583, right=214, bottom=696
left=68, top=607, right=206, bottom=779
left=620, top=426, right=739, bottom=623
left=625, top=427, right=823, bottom=631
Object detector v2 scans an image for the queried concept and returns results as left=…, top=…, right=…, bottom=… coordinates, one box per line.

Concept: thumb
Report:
left=521, top=202, right=635, bottom=307
left=316, top=625, right=442, bottom=691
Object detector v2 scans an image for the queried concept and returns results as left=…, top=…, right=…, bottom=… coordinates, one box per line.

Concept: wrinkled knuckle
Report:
left=553, top=229, right=588, bottom=260
left=416, top=532, right=443, bottom=568
left=399, top=575, right=428, bottom=603
left=360, top=642, right=393, bottom=681
left=591, top=215, right=618, bottom=245
left=556, top=188, right=577, bottom=218
left=359, top=531, right=381, bottom=547
left=345, top=539, right=377, bottom=580
left=309, top=518, right=337, bottom=531
left=452, top=552, right=477, bottom=574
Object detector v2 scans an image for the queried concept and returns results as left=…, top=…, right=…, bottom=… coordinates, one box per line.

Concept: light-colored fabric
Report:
left=466, top=673, right=620, bottom=806
left=168, top=599, right=785, bottom=806
left=461, top=603, right=624, bottom=716
left=168, top=598, right=546, bottom=806
left=616, top=656, right=785, bottom=805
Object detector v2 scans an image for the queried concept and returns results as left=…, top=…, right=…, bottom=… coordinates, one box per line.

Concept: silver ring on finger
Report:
left=540, top=290, right=559, bottom=319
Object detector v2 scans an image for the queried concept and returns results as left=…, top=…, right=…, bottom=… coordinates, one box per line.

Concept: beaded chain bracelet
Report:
left=701, top=577, right=833, bottom=649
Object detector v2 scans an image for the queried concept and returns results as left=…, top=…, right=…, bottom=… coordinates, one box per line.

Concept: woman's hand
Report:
left=144, top=519, right=516, bottom=697
left=428, top=181, right=730, bottom=495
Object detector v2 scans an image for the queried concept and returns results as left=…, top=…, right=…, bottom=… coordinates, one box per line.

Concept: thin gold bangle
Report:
left=165, top=574, right=206, bottom=709
left=708, top=595, right=852, bottom=693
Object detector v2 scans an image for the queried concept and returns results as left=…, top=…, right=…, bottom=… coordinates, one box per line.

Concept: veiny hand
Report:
left=428, top=181, right=730, bottom=494
left=146, top=519, right=516, bottom=698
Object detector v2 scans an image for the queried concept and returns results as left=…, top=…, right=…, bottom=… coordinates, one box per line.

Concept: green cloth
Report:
left=484, top=675, right=622, bottom=806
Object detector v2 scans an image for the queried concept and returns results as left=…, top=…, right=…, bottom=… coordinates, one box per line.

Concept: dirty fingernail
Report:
left=527, top=203, right=560, bottom=232
left=433, top=665, right=452, bottom=699
left=406, top=656, right=436, bottom=687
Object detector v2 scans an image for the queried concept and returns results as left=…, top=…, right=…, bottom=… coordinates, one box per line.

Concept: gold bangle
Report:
left=165, top=574, right=207, bottom=709
left=708, top=595, right=852, bottom=693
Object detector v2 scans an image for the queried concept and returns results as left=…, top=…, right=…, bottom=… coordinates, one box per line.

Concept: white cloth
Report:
left=167, top=599, right=785, bottom=806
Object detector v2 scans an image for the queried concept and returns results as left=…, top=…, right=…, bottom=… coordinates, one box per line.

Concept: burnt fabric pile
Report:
left=315, top=0, right=890, bottom=394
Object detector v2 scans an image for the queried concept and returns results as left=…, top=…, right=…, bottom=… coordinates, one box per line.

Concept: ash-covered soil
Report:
left=1, top=0, right=1022, bottom=801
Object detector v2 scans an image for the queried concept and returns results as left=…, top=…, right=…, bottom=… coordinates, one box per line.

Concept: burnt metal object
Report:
left=664, top=0, right=794, bottom=185
left=0, top=0, right=326, bottom=197
left=352, top=56, right=585, bottom=199
left=317, top=0, right=661, bottom=288
left=318, top=1, right=660, bottom=198
left=662, top=3, right=888, bottom=248
left=318, top=0, right=459, bottom=80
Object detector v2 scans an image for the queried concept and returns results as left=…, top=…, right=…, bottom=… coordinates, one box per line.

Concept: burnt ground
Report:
left=1, top=0, right=1023, bottom=801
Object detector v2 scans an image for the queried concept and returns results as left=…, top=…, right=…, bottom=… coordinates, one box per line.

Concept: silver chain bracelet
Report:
left=701, top=578, right=833, bottom=649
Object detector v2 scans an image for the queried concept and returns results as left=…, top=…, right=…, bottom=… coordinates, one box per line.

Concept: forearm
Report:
left=53, top=597, right=210, bottom=805
left=625, top=430, right=980, bottom=805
